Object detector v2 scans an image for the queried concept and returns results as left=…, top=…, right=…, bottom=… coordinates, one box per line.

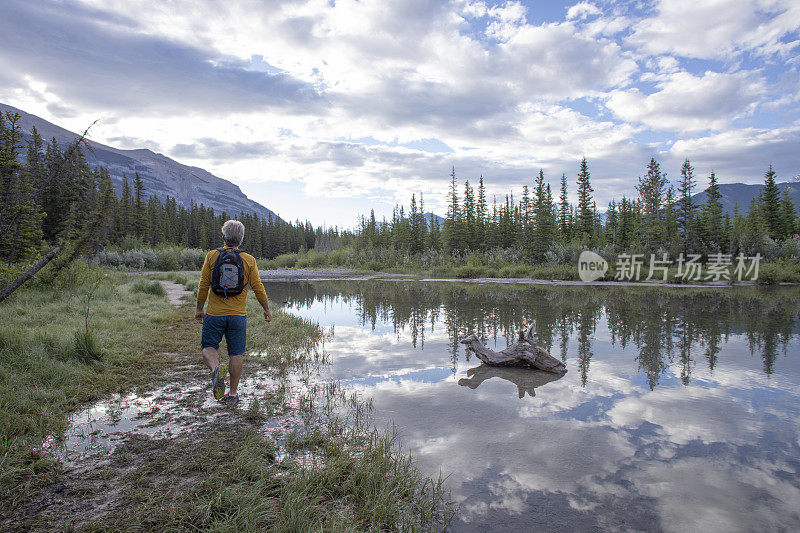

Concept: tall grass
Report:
left=130, top=278, right=167, bottom=296
left=0, top=262, right=178, bottom=513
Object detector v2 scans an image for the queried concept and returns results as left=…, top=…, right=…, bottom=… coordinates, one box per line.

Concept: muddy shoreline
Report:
left=136, top=268, right=793, bottom=287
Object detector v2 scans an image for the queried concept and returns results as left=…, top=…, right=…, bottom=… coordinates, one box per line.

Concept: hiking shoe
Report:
left=211, top=363, right=227, bottom=400
left=223, top=394, right=240, bottom=407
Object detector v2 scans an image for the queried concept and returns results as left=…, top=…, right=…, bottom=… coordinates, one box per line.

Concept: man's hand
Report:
left=264, top=308, right=272, bottom=322
left=195, top=309, right=205, bottom=323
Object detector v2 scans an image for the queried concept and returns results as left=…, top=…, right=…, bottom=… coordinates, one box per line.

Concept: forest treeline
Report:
left=346, top=159, right=799, bottom=262
left=0, top=111, right=316, bottom=268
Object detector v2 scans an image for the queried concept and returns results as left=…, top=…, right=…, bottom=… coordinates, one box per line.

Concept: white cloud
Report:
left=566, top=2, right=601, bottom=21
left=627, top=0, right=800, bottom=59
left=1, top=0, right=798, bottom=226
left=606, top=70, right=766, bottom=132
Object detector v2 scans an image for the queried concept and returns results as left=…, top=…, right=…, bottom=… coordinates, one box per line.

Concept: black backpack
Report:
left=211, top=248, right=246, bottom=299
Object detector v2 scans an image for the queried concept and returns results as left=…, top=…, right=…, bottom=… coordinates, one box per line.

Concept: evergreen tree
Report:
left=606, top=200, right=618, bottom=248
left=133, top=172, right=149, bottom=240
left=663, top=186, right=679, bottom=250
left=558, top=172, right=571, bottom=242
left=476, top=176, right=487, bottom=250
left=677, top=159, right=696, bottom=251
left=0, top=112, right=45, bottom=263
left=444, top=166, right=462, bottom=253
left=761, top=165, right=781, bottom=240
left=701, top=172, right=724, bottom=250
left=576, top=157, right=594, bottom=243
left=119, top=175, right=133, bottom=239
left=463, top=180, right=476, bottom=250
left=636, top=158, right=667, bottom=250
left=779, top=189, right=796, bottom=239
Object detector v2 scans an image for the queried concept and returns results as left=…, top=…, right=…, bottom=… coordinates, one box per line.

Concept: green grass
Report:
left=0, top=262, right=181, bottom=511
left=81, top=417, right=452, bottom=531
left=0, top=261, right=454, bottom=529
left=130, top=278, right=167, bottom=296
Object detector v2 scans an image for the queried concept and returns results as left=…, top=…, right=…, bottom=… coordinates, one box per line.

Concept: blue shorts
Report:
left=201, top=314, right=247, bottom=356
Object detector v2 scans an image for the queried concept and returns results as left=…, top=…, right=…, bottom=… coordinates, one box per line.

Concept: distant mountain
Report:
left=424, top=212, right=445, bottom=226
left=692, top=180, right=800, bottom=215
left=0, top=103, right=281, bottom=222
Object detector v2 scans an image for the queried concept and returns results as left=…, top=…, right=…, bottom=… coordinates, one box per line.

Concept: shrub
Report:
left=295, top=250, right=328, bottom=268
left=121, top=250, right=145, bottom=269
left=454, top=265, right=486, bottom=278
left=498, top=264, right=531, bottom=278
left=95, top=251, right=122, bottom=267
left=184, top=280, right=198, bottom=292
left=363, top=260, right=384, bottom=271
left=272, top=253, right=299, bottom=269
left=131, top=278, right=167, bottom=296
left=179, top=248, right=205, bottom=269
left=153, top=248, right=181, bottom=271
left=50, top=260, right=95, bottom=291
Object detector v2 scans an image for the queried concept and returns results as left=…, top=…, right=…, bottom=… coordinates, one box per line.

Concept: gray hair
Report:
left=221, top=220, right=245, bottom=247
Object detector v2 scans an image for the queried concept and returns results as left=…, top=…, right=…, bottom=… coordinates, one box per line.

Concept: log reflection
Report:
left=458, top=364, right=565, bottom=398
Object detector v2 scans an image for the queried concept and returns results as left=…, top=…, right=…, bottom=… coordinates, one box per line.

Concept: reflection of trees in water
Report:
left=268, top=281, right=800, bottom=389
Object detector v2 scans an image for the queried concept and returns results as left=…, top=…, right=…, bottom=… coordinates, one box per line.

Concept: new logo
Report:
left=578, top=251, right=608, bottom=282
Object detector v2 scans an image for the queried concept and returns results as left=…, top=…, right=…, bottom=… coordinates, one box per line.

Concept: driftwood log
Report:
left=459, top=323, right=567, bottom=374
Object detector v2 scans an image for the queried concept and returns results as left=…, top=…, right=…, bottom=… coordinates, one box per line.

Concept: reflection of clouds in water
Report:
left=630, top=457, right=800, bottom=532
left=353, top=346, right=800, bottom=530
left=279, top=281, right=800, bottom=531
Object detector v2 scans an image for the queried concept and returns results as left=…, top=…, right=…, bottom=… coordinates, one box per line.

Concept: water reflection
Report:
left=268, top=280, right=800, bottom=532
left=458, top=365, right=564, bottom=398
left=275, top=281, right=799, bottom=387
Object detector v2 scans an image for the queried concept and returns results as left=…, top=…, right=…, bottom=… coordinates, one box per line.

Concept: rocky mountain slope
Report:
left=1, top=103, right=280, bottom=222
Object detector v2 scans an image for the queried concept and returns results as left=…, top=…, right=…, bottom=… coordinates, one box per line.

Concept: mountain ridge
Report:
left=0, top=103, right=281, bottom=223
left=691, top=180, right=800, bottom=215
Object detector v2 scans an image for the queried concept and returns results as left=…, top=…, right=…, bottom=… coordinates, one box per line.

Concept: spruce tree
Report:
left=636, top=158, right=667, bottom=250
left=606, top=200, right=618, bottom=248
left=677, top=159, right=696, bottom=251
left=702, top=172, right=724, bottom=250
left=463, top=180, right=476, bottom=250
left=133, top=172, right=149, bottom=240
left=120, top=175, right=133, bottom=238
left=444, top=166, right=462, bottom=253
left=0, top=112, right=45, bottom=263
left=761, top=165, right=781, bottom=240
left=476, top=176, right=487, bottom=250
left=576, top=157, right=594, bottom=243
left=558, top=172, right=571, bottom=242
left=779, top=190, right=796, bottom=239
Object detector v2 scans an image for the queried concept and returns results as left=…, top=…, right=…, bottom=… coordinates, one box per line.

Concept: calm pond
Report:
left=266, top=280, right=800, bottom=532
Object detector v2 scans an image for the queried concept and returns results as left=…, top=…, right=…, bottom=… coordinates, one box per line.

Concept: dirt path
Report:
left=159, top=279, right=193, bottom=306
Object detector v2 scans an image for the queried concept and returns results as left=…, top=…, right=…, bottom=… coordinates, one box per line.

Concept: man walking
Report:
left=195, top=220, right=272, bottom=406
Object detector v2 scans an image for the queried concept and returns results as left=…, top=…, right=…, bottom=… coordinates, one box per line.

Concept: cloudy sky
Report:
left=1, top=0, right=799, bottom=227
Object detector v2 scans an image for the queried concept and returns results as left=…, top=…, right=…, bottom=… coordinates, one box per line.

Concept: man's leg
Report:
left=224, top=316, right=247, bottom=403
left=202, top=346, right=220, bottom=371
left=228, top=354, right=243, bottom=395
left=201, top=315, right=227, bottom=400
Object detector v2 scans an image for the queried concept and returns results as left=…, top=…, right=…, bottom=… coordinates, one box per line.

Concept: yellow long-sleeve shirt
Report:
left=197, top=246, right=268, bottom=316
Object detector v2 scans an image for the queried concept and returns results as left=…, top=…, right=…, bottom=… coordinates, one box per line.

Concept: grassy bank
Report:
left=0, top=262, right=182, bottom=509
left=0, top=263, right=453, bottom=530
left=258, top=248, right=800, bottom=284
